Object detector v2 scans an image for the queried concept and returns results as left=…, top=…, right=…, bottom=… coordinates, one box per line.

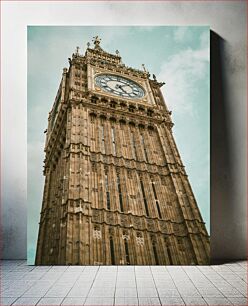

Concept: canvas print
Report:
left=28, top=26, right=210, bottom=265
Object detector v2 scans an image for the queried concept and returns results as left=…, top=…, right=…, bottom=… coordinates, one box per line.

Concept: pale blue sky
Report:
left=28, top=26, right=210, bottom=264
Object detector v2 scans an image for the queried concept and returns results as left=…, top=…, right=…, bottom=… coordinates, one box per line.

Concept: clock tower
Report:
left=35, top=36, right=210, bottom=265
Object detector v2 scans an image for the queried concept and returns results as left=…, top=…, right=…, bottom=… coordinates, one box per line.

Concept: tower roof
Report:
left=85, top=35, right=122, bottom=65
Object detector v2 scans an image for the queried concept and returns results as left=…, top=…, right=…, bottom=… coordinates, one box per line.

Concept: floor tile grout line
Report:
left=18, top=265, right=76, bottom=302
left=226, top=296, right=248, bottom=306
left=21, top=266, right=52, bottom=291
left=19, top=276, right=58, bottom=299
left=9, top=295, right=42, bottom=306
left=149, top=265, right=162, bottom=306
left=201, top=296, right=227, bottom=306
left=60, top=265, right=87, bottom=304
left=211, top=266, right=247, bottom=297
left=7, top=272, right=49, bottom=301
left=210, top=264, right=247, bottom=279
left=113, top=265, right=118, bottom=305
left=164, top=266, right=186, bottom=305
left=196, top=268, right=238, bottom=299
left=181, top=266, right=211, bottom=303
left=204, top=266, right=247, bottom=291
left=189, top=273, right=224, bottom=297
left=83, top=265, right=100, bottom=305
left=8, top=297, right=19, bottom=306
left=197, top=264, right=232, bottom=273
left=134, top=265, right=139, bottom=305
left=35, top=295, right=42, bottom=306
left=232, top=269, right=247, bottom=282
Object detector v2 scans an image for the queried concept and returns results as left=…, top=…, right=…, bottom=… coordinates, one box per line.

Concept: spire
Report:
left=92, top=35, right=102, bottom=50
left=75, top=46, right=80, bottom=55
left=141, top=64, right=150, bottom=77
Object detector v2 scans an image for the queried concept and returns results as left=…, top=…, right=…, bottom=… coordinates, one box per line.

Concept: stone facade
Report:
left=35, top=37, right=210, bottom=265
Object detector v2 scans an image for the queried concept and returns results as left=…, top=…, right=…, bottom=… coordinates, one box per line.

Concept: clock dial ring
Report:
left=95, top=74, right=145, bottom=99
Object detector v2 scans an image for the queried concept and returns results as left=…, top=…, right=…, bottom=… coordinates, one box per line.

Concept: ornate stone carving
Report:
left=133, top=216, right=142, bottom=228
left=92, top=210, right=101, bottom=222
left=136, top=236, right=144, bottom=246
left=120, top=214, right=129, bottom=226
left=147, top=219, right=155, bottom=231
left=122, top=230, right=130, bottom=240
left=106, top=211, right=114, bottom=223
left=160, top=221, right=168, bottom=233
left=136, top=232, right=144, bottom=246
left=93, top=228, right=102, bottom=239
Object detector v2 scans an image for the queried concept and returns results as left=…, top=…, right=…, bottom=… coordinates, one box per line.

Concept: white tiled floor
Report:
left=0, top=260, right=247, bottom=305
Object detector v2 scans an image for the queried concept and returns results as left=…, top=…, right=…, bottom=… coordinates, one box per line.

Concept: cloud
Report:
left=158, top=38, right=209, bottom=116
left=173, top=27, right=192, bottom=43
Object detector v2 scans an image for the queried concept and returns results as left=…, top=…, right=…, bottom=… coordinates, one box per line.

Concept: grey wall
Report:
left=1, top=1, right=246, bottom=261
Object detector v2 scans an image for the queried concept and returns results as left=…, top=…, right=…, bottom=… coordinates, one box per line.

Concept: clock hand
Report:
left=115, top=84, right=127, bottom=93
left=120, top=86, right=127, bottom=93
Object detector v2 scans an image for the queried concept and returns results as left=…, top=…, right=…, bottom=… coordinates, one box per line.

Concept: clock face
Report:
left=95, top=74, right=145, bottom=99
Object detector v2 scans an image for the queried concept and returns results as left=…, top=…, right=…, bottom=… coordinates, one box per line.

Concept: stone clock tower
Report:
left=35, top=36, right=210, bottom=265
